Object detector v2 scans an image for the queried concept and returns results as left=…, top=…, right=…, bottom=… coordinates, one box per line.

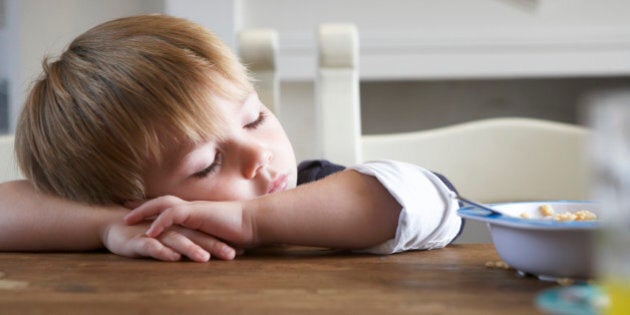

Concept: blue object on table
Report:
left=536, top=284, right=609, bottom=315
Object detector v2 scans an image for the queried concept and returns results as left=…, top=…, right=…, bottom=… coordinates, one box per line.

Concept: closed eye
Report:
left=245, top=111, right=267, bottom=130
left=193, top=151, right=223, bottom=178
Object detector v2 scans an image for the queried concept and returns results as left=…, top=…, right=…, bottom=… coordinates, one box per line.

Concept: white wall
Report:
left=0, top=0, right=15, bottom=133
left=0, top=0, right=7, bottom=80
left=1, top=0, right=164, bottom=133
left=164, top=0, right=241, bottom=50
left=0, top=0, right=5, bottom=121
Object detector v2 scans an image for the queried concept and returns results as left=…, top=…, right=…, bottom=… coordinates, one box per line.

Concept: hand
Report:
left=102, top=218, right=238, bottom=262
left=124, top=195, right=256, bottom=249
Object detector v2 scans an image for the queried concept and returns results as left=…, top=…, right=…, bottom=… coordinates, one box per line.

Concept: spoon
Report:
left=456, top=195, right=503, bottom=216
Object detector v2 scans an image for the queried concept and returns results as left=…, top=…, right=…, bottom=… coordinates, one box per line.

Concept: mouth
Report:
left=267, top=174, right=288, bottom=194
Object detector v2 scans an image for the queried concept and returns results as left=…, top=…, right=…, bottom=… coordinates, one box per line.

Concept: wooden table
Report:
left=0, top=244, right=556, bottom=314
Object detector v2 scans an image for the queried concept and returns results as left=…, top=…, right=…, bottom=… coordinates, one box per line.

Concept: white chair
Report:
left=238, top=28, right=280, bottom=116
left=0, top=135, right=22, bottom=182
left=315, top=23, right=591, bottom=243
left=316, top=24, right=361, bottom=167
left=361, top=117, right=590, bottom=203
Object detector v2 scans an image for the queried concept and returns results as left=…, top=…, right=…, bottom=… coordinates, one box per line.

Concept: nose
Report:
left=241, top=140, right=272, bottom=179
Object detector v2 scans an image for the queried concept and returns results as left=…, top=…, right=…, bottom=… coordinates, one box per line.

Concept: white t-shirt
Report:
left=350, top=160, right=462, bottom=254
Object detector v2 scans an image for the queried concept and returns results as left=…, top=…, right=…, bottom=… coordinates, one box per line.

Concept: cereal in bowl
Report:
left=537, top=204, right=598, bottom=222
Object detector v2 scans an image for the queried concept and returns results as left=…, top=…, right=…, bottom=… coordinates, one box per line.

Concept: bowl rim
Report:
left=457, top=200, right=600, bottom=230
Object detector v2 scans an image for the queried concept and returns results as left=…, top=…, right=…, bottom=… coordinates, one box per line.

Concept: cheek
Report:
left=207, top=182, right=255, bottom=201
left=182, top=180, right=257, bottom=201
left=268, top=121, right=295, bottom=159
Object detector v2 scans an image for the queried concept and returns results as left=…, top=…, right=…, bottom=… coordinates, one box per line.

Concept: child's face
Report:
left=143, top=93, right=298, bottom=202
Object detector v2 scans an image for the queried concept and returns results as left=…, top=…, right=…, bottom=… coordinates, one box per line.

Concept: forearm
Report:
left=0, top=180, right=126, bottom=251
left=247, top=170, right=401, bottom=249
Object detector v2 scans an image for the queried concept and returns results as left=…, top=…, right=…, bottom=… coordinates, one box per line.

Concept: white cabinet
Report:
left=169, top=0, right=630, bottom=81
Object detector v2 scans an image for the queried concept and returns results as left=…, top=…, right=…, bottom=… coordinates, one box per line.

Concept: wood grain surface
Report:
left=0, top=244, right=555, bottom=314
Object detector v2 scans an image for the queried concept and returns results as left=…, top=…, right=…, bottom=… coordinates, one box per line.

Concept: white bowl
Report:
left=458, top=201, right=600, bottom=281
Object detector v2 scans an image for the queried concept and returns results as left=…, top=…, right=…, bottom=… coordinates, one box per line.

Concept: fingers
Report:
left=176, top=228, right=237, bottom=261
left=136, top=227, right=237, bottom=262
left=131, top=237, right=182, bottom=262
left=148, top=228, right=236, bottom=262
left=145, top=208, right=187, bottom=238
left=132, top=229, right=238, bottom=262
left=124, top=195, right=182, bottom=225
left=158, top=229, right=210, bottom=262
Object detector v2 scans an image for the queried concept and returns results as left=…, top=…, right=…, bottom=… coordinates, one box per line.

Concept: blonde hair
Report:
left=15, top=14, right=253, bottom=205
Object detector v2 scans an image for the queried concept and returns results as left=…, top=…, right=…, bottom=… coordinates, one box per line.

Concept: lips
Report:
left=267, top=174, right=288, bottom=194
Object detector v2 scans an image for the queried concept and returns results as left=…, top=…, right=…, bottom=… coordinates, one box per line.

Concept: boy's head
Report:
left=15, top=14, right=278, bottom=205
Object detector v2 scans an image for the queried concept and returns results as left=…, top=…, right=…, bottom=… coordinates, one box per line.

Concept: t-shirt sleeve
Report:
left=349, top=160, right=463, bottom=254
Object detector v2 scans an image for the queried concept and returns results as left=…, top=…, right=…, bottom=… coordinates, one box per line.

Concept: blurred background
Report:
left=1, top=0, right=629, bottom=161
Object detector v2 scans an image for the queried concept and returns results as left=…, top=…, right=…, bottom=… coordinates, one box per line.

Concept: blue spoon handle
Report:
left=457, top=196, right=502, bottom=216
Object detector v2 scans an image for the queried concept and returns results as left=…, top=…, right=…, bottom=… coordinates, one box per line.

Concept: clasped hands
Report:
left=111, top=196, right=256, bottom=262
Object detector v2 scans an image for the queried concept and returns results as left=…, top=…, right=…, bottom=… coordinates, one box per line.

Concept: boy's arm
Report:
left=251, top=170, right=401, bottom=249
left=126, top=170, right=402, bottom=250
left=0, top=180, right=124, bottom=250
left=0, top=180, right=236, bottom=261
